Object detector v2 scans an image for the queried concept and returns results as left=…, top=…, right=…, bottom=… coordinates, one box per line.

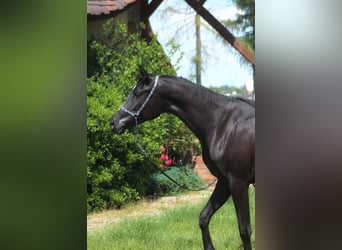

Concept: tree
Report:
left=155, top=1, right=210, bottom=84
left=223, top=0, right=255, bottom=64
left=221, top=0, right=255, bottom=91
left=195, top=12, right=202, bottom=84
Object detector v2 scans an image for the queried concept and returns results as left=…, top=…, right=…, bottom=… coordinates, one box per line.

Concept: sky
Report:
left=149, top=0, right=254, bottom=89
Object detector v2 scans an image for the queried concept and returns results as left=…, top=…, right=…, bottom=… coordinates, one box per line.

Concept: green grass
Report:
left=88, top=188, right=255, bottom=250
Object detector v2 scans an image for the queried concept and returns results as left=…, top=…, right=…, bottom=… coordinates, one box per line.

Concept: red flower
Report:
left=160, top=153, right=169, bottom=161
left=160, top=153, right=172, bottom=168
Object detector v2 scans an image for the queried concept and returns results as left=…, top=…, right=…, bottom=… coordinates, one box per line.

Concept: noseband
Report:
left=120, top=76, right=159, bottom=126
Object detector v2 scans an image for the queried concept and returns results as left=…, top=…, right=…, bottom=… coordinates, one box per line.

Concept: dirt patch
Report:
left=87, top=190, right=212, bottom=233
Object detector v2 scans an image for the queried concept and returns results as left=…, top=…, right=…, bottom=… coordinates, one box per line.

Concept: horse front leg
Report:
left=230, top=177, right=252, bottom=250
left=199, top=179, right=231, bottom=250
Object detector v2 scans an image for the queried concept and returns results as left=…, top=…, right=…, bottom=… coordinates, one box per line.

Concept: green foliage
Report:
left=149, top=167, right=204, bottom=196
left=224, top=0, right=254, bottom=51
left=209, top=85, right=243, bottom=95
left=221, top=0, right=254, bottom=69
left=87, top=19, right=201, bottom=212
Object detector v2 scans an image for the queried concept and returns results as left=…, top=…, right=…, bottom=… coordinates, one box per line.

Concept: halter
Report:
left=120, top=76, right=159, bottom=126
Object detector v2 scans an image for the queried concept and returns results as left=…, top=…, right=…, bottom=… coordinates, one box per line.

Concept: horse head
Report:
left=110, top=66, right=163, bottom=134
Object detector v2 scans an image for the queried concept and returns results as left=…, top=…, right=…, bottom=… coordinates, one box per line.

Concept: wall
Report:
left=193, top=156, right=217, bottom=182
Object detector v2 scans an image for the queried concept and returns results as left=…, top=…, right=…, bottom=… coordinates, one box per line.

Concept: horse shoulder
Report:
left=206, top=110, right=254, bottom=178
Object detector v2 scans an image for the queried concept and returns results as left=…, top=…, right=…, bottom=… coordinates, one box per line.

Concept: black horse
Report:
left=110, top=67, right=255, bottom=250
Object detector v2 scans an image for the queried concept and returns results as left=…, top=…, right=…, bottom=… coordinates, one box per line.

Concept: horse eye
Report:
left=133, top=83, right=146, bottom=96
left=133, top=87, right=140, bottom=97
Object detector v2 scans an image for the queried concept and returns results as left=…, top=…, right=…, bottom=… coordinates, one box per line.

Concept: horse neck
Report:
left=158, top=77, right=217, bottom=140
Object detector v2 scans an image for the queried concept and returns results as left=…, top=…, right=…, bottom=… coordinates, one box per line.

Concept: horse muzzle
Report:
left=110, top=117, right=124, bottom=134
left=110, top=115, right=133, bottom=134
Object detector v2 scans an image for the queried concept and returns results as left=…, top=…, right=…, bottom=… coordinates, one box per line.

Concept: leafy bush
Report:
left=87, top=19, right=201, bottom=212
left=149, top=167, right=204, bottom=196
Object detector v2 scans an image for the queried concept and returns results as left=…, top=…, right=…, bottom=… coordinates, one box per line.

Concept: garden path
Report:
left=87, top=190, right=212, bottom=232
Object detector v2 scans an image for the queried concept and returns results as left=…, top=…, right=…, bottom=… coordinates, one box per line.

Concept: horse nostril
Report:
left=109, top=118, right=115, bottom=127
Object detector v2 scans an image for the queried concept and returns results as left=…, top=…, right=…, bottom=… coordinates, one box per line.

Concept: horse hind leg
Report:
left=230, top=177, right=252, bottom=250
left=199, top=179, right=231, bottom=250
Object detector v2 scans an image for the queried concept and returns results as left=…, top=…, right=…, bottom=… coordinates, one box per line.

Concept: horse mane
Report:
left=161, top=75, right=255, bottom=108
left=231, top=96, right=255, bottom=107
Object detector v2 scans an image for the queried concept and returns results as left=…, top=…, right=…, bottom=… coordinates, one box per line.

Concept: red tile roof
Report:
left=87, top=0, right=136, bottom=15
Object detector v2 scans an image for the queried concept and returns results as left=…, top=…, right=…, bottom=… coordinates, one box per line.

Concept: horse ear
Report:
left=138, top=65, right=149, bottom=78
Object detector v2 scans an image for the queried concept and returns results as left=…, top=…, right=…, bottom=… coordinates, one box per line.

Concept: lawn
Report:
left=88, top=188, right=255, bottom=250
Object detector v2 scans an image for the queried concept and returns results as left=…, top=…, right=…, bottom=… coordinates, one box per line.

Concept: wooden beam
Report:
left=146, top=0, right=164, bottom=18
left=184, top=0, right=255, bottom=66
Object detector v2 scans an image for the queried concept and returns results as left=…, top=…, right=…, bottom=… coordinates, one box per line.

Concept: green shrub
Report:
left=87, top=19, right=201, bottom=212
left=150, top=167, right=204, bottom=196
